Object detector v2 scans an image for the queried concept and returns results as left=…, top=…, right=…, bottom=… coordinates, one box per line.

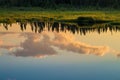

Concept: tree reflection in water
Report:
left=1, top=21, right=120, bottom=35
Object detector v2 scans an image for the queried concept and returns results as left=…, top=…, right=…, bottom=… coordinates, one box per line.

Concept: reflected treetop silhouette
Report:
left=1, top=20, right=120, bottom=35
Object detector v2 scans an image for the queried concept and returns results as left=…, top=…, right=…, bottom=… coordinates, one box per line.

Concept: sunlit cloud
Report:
left=0, top=40, right=3, bottom=45
left=51, top=33, right=109, bottom=56
left=10, top=33, right=57, bottom=58
left=0, top=32, right=25, bottom=56
left=0, top=33, right=22, bottom=50
left=117, top=53, right=120, bottom=57
left=110, top=49, right=120, bottom=58
left=10, top=32, right=110, bottom=57
left=0, top=32, right=120, bottom=58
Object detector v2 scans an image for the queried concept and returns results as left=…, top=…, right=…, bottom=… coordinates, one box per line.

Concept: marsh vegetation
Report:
left=0, top=9, right=120, bottom=26
left=0, top=0, right=119, bottom=27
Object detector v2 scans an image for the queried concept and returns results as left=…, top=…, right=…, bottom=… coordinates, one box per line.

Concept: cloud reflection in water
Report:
left=0, top=32, right=119, bottom=58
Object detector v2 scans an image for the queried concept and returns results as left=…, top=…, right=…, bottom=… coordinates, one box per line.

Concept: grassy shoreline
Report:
left=0, top=8, right=120, bottom=25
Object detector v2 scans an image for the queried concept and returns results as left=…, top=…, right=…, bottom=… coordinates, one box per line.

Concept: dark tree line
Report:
left=0, top=0, right=120, bottom=9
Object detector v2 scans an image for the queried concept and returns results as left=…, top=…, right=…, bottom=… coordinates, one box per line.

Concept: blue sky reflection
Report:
left=0, top=25, right=120, bottom=80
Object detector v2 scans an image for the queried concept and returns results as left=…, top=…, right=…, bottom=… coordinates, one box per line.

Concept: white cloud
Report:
left=51, top=33, right=109, bottom=56
left=0, top=32, right=119, bottom=58
left=11, top=33, right=57, bottom=57
left=10, top=32, right=110, bottom=57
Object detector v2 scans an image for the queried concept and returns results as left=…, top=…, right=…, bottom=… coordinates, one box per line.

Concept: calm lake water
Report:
left=0, top=22, right=120, bottom=80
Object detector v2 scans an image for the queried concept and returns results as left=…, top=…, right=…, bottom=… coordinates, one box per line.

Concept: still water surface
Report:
left=0, top=22, right=120, bottom=80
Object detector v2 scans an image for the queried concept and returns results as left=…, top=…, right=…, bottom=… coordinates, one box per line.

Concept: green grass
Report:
left=0, top=8, right=120, bottom=25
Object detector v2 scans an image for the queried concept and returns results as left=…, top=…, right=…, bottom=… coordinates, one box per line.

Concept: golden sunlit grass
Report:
left=0, top=8, right=120, bottom=25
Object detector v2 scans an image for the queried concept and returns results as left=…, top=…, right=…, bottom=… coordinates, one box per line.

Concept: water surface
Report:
left=0, top=22, right=120, bottom=80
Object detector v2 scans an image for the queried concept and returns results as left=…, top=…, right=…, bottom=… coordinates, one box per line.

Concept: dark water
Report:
left=0, top=22, right=120, bottom=80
